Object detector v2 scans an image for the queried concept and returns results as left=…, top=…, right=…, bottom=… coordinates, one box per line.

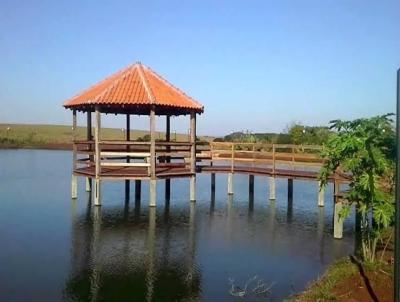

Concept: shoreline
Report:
left=0, top=143, right=72, bottom=151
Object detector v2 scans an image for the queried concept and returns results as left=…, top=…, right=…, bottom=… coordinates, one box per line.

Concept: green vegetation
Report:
left=294, top=257, right=359, bottom=301
left=319, top=114, right=395, bottom=262
left=0, top=124, right=213, bottom=149
left=215, top=124, right=333, bottom=145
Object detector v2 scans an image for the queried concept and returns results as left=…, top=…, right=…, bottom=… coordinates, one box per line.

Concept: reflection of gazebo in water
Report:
left=65, top=202, right=200, bottom=301
left=64, top=62, right=204, bottom=206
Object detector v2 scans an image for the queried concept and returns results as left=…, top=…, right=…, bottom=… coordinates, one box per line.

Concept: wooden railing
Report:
left=72, top=140, right=324, bottom=175
left=72, top=140, right=202, bottom=175
left=207, top=142, right=323, bottom=172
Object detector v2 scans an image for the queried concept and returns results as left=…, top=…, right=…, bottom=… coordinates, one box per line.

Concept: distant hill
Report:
left=0, top=123, right=214, bottom=149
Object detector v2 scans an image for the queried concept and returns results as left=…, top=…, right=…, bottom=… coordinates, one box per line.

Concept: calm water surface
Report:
left=0, top=150, right=355, bottom=301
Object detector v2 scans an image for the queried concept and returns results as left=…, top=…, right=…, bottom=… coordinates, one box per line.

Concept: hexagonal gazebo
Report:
left=63, top=62, right=204, bottom=206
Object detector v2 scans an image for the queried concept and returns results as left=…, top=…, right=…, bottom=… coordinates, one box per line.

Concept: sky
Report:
left=0, top=0, right=399, bottom=136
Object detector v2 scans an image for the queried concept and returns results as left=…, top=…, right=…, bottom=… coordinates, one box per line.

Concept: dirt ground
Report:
left=332, top=263, right=393, bottom=302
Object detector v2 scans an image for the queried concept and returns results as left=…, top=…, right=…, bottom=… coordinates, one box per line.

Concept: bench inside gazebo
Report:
left=64, top=62, right=204, bottom=206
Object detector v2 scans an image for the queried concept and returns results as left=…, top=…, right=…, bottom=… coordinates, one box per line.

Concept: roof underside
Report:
left=63, top=63, right=204, bottom=115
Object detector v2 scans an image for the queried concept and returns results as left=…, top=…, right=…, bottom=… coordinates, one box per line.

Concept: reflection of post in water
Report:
left=186, top=202, right=197, bottom=290
left=71, top=198, right=78, bottom=224
left=134, top=193, right=141, bottom=221
left=123, top=198, right=130, bottom=221
left=210, top=189, right=216, bottom=213
left=248, top=187, right=254, bottom=219
left=161, top=199, right=172, bottom=269
left=125, top=184, right=130, bottom=205
left=146, top=207, right=156, bottom=302
left=287, top=179, right=293, bottom=223
left=317, top=207, right=325, bottom=262
left=267, top=199, right=276, bottom=249
left=226, top=194, right=234, bottom=242
left=227, top=194, right=234, bottom=220
left=85, top=192, right=92, bottom=221
left=90, top=206, right=102, bottom=302
left=135, top=180, right=141, bottom=202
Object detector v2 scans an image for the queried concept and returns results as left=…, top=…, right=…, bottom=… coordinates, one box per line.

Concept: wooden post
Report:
left=333, top=180, right=343, bottom=239
left=125, top=114, right=130, bottom=202
left=135, top=180, right=141, bottom=201
left=94, top=106, right=101, bottom=206
left=165, top=115, right=171, bottom=201
left=86, top=111, right=92, bottom=192
left=149, top=107, right=156, bottom=207
left=288, top=178, right=293, bottom=203
left=228, top=173, right=234, bottom=195
left=71, top=109, right=78, bottom=199
left=249, top=175, right=254, bottom=196
left=318, top=180, right=325, bottom=207
left=211, top=173, right=216, bottom=193
left=190, top=112, right=196, bottom=202
left=269, top=177, right=276, bottom=200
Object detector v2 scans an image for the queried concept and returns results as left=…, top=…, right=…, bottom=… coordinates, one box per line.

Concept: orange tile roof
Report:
left=63, top=62, right=204, bottom=115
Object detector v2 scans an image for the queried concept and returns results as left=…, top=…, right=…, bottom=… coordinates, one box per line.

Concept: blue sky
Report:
left=0, top=0, right=399, bottom=136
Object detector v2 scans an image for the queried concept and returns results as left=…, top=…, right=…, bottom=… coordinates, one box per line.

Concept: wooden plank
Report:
left=100, top=162, right=150, bottom=167
left=100, top=152, right=151, bottom=157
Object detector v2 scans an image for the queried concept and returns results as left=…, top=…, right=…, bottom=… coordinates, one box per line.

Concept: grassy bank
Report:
left=0, top=124, right=214, bottom=149
left=294, top=230, right=395, bottom=302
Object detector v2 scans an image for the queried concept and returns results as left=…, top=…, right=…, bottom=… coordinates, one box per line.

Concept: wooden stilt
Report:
left=189, top=112, right=196, bottom=202
left=249, top=175, right=254, bottom=196
left=333, top=180, right=343, bottom=239
left=86, top=111, right=92, bottom=192
left=72, top=175, right=78, bottom=199
left=149, top=107, right=157, bottom=207
left=94, top=106, right=101, bottom=206
left=125, top=114, right=130, bottom=202
left=228, top=172, right=234, bottom=195
left=165, top=115, right=171, bottom=201
left=334, top=199, right=344, bottom=239
left=94, top=178, right=101, bottom=206
left=135, top=180, right=141, bottom=201
left=288, top=178, right=293, bottom=203
left=150, top=179, right=157, bottom=207
left=211, top=173, right=216, bottom=193
left=318, top=181, right=325, bottom=207
left=85, top=178, right=91, bottom=192
left=71, top=109, right=78, bottom=199
left=269, top=177, right=276, bottom=200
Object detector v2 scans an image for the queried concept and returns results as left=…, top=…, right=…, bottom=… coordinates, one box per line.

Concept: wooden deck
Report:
left=74, top=163, right=349, bottom=182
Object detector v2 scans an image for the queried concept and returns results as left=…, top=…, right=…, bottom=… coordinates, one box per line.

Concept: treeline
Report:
left=214, top=124, right=333, bottom=145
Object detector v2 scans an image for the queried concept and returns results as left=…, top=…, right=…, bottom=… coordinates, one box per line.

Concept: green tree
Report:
left=319, top=114, right=395, bottom=262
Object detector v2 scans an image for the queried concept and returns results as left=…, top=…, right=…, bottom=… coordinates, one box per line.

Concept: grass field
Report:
left=0, top=123, right=214, bottom=149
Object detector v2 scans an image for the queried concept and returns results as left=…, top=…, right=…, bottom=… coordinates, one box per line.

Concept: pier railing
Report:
left=207, top=142, right=323, bottom=172
left=72, top=140, right=324, bottom=176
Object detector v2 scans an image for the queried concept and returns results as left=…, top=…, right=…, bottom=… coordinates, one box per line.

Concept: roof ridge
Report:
left=93, top=63, right=138, bottom=103
left=137, top=63, right=156, bottom=105
left=63, top=64, right=133, bottom=106
left=144, top=65, right=203, bottom=109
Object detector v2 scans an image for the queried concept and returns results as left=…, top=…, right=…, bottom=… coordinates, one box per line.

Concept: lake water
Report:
left=0, top=149, right=355, bottom=301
